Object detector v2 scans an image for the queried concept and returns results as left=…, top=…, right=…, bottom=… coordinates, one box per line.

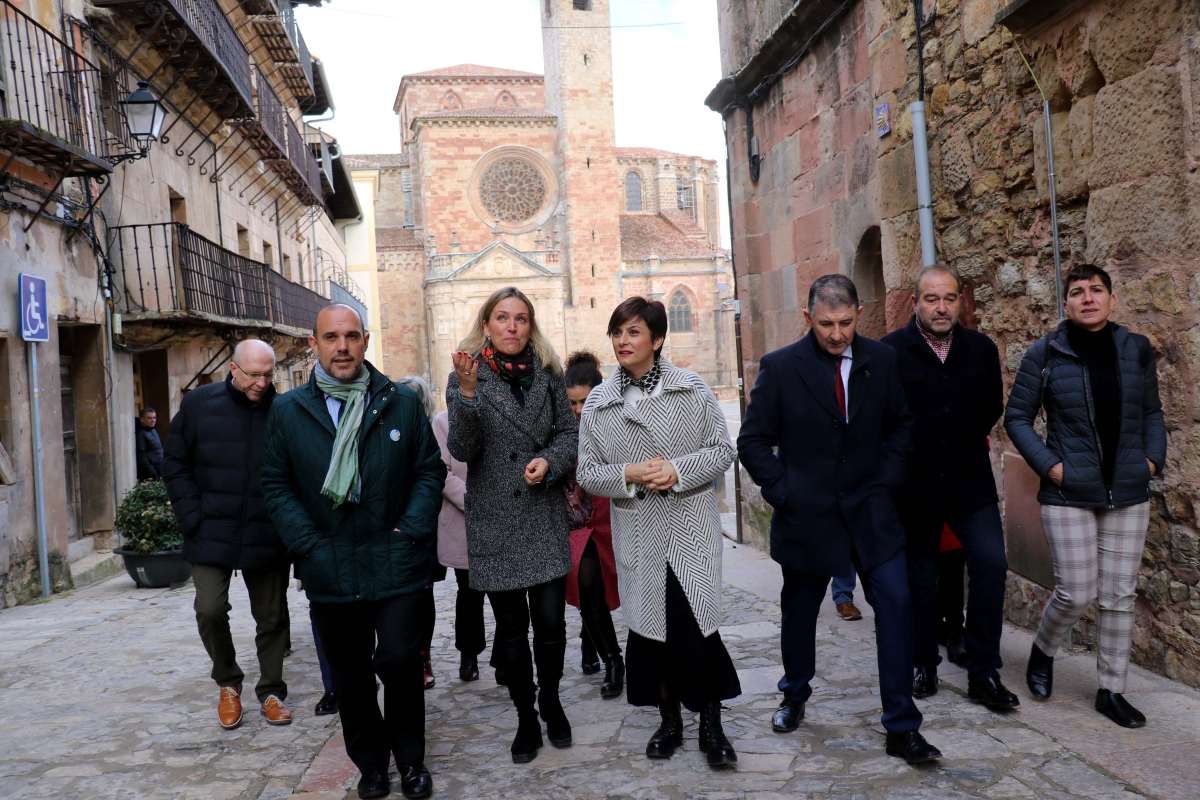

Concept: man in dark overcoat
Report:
left=135, top=406, right=163, bottom=481
left=162, top=339, right=292, bottom=730
left=261, top=304, right=445, bottom=800
left=881, top=265, right=1018, bottom=711
left=737, top=274, right=940, bottom=765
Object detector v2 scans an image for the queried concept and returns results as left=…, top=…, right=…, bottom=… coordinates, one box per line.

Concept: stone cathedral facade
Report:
left=344, top=0, right=737, bottom=404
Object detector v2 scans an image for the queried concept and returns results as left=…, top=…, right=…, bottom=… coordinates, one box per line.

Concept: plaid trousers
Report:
left=1034, top=502, right=1150, bottom=692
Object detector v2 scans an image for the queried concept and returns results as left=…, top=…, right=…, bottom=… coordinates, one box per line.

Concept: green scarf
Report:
left=314, top=362, right=369, bottom=507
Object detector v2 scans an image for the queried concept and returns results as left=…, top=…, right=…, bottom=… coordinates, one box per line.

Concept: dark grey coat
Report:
left=446, top=356, right=577, bottom=592
left=1004, top=321, right=1166, bottom=509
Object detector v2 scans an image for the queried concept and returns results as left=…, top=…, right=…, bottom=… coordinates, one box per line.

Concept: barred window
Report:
left=668, top=290, right=693, bottom=333
left=676, top=176, right=694, bottom=216
left=624, top=171, right=642, bottom=211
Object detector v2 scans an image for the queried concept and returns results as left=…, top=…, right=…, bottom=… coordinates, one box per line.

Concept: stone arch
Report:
left=624, top=170, right=643, bottom=211
left=440, top=90, right=462, bottom=111
left=496, top=90, right=517, bottom=109
left=851, top=226, right=886, bottom=338
left=668, top=287, right=695, bottom=334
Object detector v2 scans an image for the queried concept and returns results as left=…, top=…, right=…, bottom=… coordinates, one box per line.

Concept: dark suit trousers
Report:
left=779, top=550, right=922, bottom=733
left=905, top=502, right=1007, bottom=675
left=311, top=592, right=425, bottom=775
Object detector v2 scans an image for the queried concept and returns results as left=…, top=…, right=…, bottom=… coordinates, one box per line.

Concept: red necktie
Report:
left=834, top=357, right=846, bottom=421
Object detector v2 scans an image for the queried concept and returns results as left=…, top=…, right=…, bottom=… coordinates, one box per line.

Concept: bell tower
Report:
left=542, top=0, right=622, bottom=360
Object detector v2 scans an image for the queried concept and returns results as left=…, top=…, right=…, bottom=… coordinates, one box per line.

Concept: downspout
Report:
left=722, top=119, right=746, bottom=545
left=911, top=0, right=936, bottom=266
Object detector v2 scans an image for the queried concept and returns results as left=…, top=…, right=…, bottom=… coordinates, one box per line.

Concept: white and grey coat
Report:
left=577, top=362, right=735, bottom=642
left=446, top=356, right=577, bottom=593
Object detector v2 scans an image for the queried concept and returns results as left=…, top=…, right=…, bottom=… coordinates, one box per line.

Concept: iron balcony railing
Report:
left=249, top=0, right=315, bottom=102
left=109, top=222, right=327, bottom=334
left=0, top=0, right=116, bottom=176
left=284, top=114, right=322, bottom=203
left=237, top=65, right=286, bottom=159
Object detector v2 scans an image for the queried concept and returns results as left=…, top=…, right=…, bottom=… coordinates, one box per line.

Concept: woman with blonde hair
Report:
left=446, top=286, right=577, bottom=764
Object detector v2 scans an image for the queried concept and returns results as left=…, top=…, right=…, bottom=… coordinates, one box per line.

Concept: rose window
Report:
left=478, top=158, right=547, bottom=223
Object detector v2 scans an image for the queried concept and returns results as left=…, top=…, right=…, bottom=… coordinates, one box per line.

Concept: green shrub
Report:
left=115, top=479, right=183, bottom=554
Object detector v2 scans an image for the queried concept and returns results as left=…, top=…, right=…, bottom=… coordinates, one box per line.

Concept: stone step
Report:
left=67, top=536, right=95, bottom=563
left=68, top=551, right=124, bottom=590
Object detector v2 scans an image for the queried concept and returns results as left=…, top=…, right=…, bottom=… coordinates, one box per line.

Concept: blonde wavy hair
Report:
left=457, top=286, right=563, bottom=376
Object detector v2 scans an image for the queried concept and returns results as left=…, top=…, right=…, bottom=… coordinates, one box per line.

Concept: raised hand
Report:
left=452, top=351, right=479, bottom=397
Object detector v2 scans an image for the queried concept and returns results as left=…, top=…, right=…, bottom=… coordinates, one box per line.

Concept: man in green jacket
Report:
left=261, top=304, right=445, bottom=800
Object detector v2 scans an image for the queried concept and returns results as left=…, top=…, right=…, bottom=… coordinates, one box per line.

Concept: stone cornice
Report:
left=412, top=116, right=557, bottom=130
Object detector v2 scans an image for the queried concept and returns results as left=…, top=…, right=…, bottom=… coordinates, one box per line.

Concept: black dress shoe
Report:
left=538, top=690, right=572, bottom=748
left=1026, top=643, right=1053, bottom=700
left=314, top=691, right=338, bottom=716
left=771, top=700, right=804, bottom=732
left=944, top=633, right=968, bottom=668
left=581, top=656, right=601, bottom=675
left=885, top=730, right=942, bottom=765
left=912, top=665, right=938, bottom=699
left=357, top=770, right=390, bottom=799
left=600, top=654, right=625, bottom=699
left=398, top=765, right=432, bottom=800
left=459, top=653, right=479, bottom=682
left=511, top=712, right=543, bottom=763
left=968, top=672, right=1020, bottom=711
left=698, top=702, right=737, bottom=770
left=1095, top=689, right=1146, bottom=729
left=646, top=701, right=683, bottom=759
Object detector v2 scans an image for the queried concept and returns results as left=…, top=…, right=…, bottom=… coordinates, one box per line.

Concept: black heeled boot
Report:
left=1026, top=642, right=1053, bottom=700
left=645, top=699, right=683, bottom=759
left=600, top=653, right=625, bottom=699
left=538, top=686, right=573, bottom=748
left=698, top=702, right=737, bottom=769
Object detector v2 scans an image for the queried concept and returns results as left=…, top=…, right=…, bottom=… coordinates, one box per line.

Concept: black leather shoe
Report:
left=885, top=730, right=942, bottom=765
left=459, top=653, right=479, bottom=682
left=1026, top=643, right=1053, bottom=700
left=511, top=712, right=543, bottom=763
left=357, top=770, right=390, bottom=799
left=771, top=700, right=804, bottom=732
left=912, top=665, right=938, bottom=699
left=646, top=701, right=683, bottom=759
left=398, top=765, right=432, bottom=800
left=539, top=690, right=572, bottom=748
left=314, top=691, right=338, bottom=716
left=600, top=654, right=625, bottom=699
left=1095, top=689, right=1146, bottom=729
left=968, top=672, right=1020, bottom=711
left=581, top=657, right=601, bottom=675
left=944, top=633, right=968, bottom=668
left=698, top=702, right=737, bottom=770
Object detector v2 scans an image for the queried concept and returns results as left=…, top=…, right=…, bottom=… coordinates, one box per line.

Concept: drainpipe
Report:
left=722, top=119, right=746, bottom=545
left=911, top=0, right=936, bottom=266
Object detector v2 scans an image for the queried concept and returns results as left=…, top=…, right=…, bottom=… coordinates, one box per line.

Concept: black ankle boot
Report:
left=697, top=702, right=737, bottom=769
left=1026, top=643, right=1054, bottom=700
left=1095, top=689, right=1146, bottom=729
left=645, top=700, right=683, bottom=759
left=510, top=710, right=543, bottom=763
left=600, top=653, right=625, bottom=699
left=538, top=688, right=572, bottom=748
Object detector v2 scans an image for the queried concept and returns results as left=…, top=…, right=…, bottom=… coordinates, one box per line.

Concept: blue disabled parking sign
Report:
left=19, top=273, right=49, bottom=342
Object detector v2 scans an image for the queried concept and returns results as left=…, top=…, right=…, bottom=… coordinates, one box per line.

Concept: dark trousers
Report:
left=904, top=502, right=1007, bottom=675
left=416, top=569, right=495, bottom=657
left=192, top=563, right=289, bottom=702
left=311, top=592, right=425, bottom=775
left=779, top=550, right=922, bottom=733
left=310, top=604, right=335, bottom=694
left=489, top=577, right=566, bottom=707
left=578, top=538, right=620, bottom=660
left=937, top=548, right=968, bottom=641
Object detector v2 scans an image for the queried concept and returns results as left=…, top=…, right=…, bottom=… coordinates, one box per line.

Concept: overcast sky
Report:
left=296, top=0, right=730, bottom=245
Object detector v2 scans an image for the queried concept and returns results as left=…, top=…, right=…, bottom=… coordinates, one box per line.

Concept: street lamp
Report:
left=112, top=81, right=167, bottom=164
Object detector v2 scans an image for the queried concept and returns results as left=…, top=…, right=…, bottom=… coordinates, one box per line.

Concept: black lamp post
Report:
left=113, top=81, right=167, bottom=164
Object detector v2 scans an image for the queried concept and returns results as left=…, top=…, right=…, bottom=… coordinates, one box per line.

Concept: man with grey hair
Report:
left=163, top=338, right=293, bottom=730
left=738, top=274, right=940, bottom=765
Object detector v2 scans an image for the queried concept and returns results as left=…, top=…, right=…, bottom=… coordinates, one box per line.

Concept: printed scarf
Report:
left=617, top=356, right=664, bottom=396
left=481, top=343, right=536, bottom=389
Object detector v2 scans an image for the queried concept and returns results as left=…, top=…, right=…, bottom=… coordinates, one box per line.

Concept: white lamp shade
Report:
left=123, top=82, right=167, bottom=144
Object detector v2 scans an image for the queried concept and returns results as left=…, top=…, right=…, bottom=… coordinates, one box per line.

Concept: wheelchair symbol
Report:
left=19, top=274, right=48, bottom=341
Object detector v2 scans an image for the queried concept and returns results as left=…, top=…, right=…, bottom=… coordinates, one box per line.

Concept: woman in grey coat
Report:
left=577, top=297, right=740, bottom=770
left=446, top=286, right=577, bottom=764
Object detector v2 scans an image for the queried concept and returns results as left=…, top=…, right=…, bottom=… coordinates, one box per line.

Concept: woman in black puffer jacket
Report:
left=1005, top=264, right=1166, bottom=729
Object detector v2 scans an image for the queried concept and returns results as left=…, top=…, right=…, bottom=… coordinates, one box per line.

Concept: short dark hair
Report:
left=607, top=297, right=668, bottom=354
left=1064, top=263, right=1112, bottom=294
left=564, top=351, right=603, bottom=389
left=807, top=274, right=859, bottom=312
left=139, top=406, right=157, bottom=416
left=914, top=264, right=962, bottom=295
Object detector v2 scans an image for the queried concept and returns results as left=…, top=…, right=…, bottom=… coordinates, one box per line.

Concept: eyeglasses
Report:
left=233, top=361, right=274, bottom=382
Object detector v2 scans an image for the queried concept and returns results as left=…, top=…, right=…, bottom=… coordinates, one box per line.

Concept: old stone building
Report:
left=708, top=0, right=1200, bottom=685
left=345, top=0, right=737, bottom=400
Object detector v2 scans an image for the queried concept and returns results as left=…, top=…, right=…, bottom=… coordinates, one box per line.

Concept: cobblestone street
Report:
left=2, top=539, right=1198, bottom=800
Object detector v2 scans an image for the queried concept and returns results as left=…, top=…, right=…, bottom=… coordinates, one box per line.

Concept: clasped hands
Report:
left=624, top=456, right=679, bottom=493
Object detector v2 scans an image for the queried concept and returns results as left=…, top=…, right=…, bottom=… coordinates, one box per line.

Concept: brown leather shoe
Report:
left=217, top=686, right=243, bottom=730
left=836, top=602, right=863, bottom=621
left=260, top=694, right=293, bottom=726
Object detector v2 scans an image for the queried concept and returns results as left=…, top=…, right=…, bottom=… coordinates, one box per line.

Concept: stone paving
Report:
left=2, top=539, right=1199, bottom=799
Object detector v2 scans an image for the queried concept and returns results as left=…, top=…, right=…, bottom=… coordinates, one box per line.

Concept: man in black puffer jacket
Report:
left=163, top=339, right=292, bottom=731
left=1006, top=264, right=1167, bottom=730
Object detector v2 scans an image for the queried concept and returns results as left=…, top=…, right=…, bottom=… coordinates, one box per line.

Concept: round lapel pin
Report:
left=389, top=428, right=401, bottom=442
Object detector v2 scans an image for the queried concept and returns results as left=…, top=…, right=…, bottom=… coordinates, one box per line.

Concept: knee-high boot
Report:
left=533, top=637, right=571, bottom=747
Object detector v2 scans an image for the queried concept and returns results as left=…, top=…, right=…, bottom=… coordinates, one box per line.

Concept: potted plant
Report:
left=114, top=479, right=191, bottom=588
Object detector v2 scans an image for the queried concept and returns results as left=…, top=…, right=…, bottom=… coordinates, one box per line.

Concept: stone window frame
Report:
left=668, top=288, right=695, bottom=334
left=467, top=146, right=560, bottom=235
left=624, top=170, right=643, bottom=212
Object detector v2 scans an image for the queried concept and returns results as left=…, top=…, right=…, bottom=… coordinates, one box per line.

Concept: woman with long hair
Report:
left=445, top=286, right=577, bottom=763
left=563, top=352, right=623, bottom=699
left=577, top=297, right=741, bottom=769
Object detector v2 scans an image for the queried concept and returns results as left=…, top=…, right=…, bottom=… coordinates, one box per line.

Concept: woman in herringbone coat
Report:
left=446, top=286, right=578, bottom=765
left=577, top=297, right=741, bottom=770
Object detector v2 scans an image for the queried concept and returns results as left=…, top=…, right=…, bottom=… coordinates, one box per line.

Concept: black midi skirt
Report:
left=625, top=566, right=741, bottom=713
